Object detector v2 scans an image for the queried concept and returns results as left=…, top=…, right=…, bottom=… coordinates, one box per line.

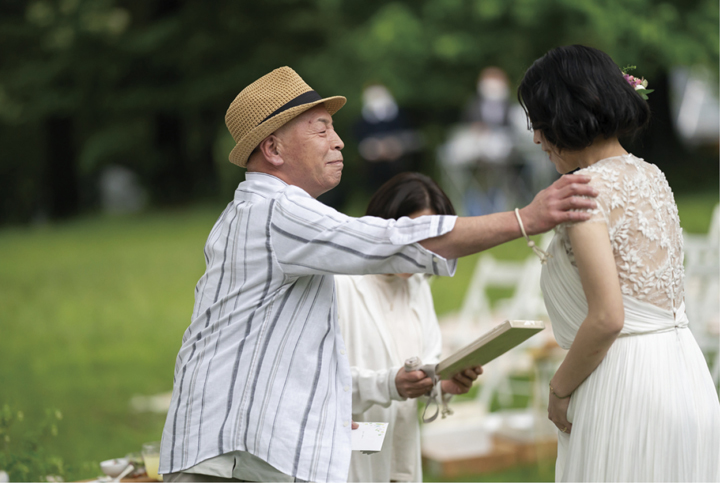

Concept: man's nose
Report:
left=332, top=130, right=344, bottom=150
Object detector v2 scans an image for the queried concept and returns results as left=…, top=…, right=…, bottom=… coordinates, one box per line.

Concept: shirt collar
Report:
left=236, top=172, right=289, bottom=199
left=244, top=171, right=288, bottom=187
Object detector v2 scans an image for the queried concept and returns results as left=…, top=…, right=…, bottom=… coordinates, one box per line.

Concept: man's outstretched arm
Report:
left=420, top=174, right=597, bottom=260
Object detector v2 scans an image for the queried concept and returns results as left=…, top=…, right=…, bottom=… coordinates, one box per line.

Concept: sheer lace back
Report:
left=559, top=154, right=684, bottom=312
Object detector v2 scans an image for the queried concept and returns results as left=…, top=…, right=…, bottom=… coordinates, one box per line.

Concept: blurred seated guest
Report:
left=463, top=66, right=512, bottom=129
left=354, top=84, right=423, bottom=193
left=442, top=67, right=528, bottom=215
left=335, top=173, right=483, bottom=483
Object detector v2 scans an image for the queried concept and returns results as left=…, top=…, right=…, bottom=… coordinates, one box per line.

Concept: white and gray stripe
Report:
left=159, top=172, right=456, bottom=483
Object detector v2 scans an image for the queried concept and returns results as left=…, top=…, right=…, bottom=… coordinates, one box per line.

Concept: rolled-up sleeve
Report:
left=270, top=186, right=457, bottom=277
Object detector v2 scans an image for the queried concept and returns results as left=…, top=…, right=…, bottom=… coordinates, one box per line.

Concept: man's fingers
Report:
left=557, top=182, right=597, bottom=200
left=565, top=211, right=593, bottom=222
left=556, top=174, right=591, bottom=187
left=559, top=196, right=597, bottom=212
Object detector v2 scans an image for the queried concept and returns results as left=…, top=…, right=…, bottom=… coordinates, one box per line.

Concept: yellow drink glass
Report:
left=142, top=441, right=162, bottom=481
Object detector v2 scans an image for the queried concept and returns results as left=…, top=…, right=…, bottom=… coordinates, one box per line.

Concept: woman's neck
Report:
left=573, top=136, right=627, bottom=169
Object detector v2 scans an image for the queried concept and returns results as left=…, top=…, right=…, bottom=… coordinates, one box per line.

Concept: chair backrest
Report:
left=683, top=204, right=719, bottom=351
left=457, top=232, right=553, bottom=326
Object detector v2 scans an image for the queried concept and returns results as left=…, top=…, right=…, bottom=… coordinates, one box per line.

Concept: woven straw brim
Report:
left=228, top=96, right=346, bottom=168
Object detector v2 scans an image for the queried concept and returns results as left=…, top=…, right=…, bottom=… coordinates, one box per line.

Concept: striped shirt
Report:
left=159, top=172, right=457, bottom=483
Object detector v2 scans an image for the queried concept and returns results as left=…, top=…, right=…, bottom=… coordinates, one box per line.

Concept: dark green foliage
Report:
left=0, top=0, right=717, bottom=224
left=0, top=405, right=65, bottom=482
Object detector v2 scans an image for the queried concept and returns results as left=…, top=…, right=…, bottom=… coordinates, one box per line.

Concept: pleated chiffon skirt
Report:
left=555, top=327, right=720, bottom=482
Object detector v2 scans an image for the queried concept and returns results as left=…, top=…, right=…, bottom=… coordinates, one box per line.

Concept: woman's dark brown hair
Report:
left=365, top=172, right=456, bottom=219
left=518, top=45, right=650, bottom=151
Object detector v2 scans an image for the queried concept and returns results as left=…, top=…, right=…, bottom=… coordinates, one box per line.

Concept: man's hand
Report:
left=441, top=366, right=483, bottom=395
left=519, top=174, right=598, bottom=235
left=395, top=368, right=434, bottom=398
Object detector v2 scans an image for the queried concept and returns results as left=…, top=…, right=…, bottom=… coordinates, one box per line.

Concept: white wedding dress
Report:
left=540, top=154, right=720, bottom=482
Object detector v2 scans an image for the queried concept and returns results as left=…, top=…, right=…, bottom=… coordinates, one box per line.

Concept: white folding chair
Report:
left=684, top=204, right=720, bottom=390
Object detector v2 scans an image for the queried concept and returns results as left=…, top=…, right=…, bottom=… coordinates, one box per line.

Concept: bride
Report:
left=517, top=45, right=720, bottom=481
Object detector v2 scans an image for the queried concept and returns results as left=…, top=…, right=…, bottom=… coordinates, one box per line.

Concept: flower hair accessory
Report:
left=622, top=65, right=654, bottom=100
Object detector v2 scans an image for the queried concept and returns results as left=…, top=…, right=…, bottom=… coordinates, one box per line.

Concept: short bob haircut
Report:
left=517, top=45, right=650, bottom=151
left=365, top=172, right=456, bottom=219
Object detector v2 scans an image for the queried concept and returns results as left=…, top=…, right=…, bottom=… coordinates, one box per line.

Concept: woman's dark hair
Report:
left=365, top=172, right=456, bottom=219
left=517, top=45, right=650, bottom=151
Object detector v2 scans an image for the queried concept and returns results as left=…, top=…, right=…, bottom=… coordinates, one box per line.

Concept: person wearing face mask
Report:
left=463, top=67, right=512, bottom=129
left=441, top=67, right=529, bottom=217
left=335, top=173, right=483, bottom=483
left=354, top=84, right=423, bottom=194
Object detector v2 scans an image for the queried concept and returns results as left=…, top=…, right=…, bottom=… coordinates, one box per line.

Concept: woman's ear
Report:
left=257, top=134, right=284, bottom=168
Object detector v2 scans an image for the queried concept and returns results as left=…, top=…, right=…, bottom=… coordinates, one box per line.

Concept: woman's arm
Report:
left=547, top=222, right=624, bottom=433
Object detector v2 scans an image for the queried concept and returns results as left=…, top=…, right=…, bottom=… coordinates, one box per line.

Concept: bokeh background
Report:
left=0, top=0, right=718, bottom=481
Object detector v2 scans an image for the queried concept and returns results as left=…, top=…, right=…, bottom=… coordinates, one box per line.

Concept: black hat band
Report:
left=260, top=90, right=323, bottom=125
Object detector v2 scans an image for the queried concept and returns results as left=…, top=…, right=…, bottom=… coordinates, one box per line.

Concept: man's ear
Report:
left=257, top=134, right=284, bottom=168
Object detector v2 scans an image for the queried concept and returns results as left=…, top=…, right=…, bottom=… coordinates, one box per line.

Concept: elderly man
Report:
left=159, top=67, right=597, bottom=483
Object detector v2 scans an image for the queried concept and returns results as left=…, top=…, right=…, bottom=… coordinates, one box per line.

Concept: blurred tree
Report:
left=0, top=0, right=717, bottom=224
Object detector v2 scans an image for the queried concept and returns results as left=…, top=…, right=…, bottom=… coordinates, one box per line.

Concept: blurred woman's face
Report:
left=396, top=208, right=436, bottom=279
left=532, top=129, right=577, bottom=174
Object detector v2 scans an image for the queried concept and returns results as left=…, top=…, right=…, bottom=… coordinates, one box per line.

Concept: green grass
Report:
left=0, top=207, right=214, bottom=479
left=0, top=193, right=716, bottom=481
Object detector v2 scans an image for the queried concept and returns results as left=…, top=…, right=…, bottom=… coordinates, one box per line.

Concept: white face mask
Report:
left=478, top=78, right=509, bottom=101
left=362, top=85, right=399, bottom=123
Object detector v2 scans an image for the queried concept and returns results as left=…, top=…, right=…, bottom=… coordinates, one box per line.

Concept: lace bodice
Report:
left=557, top=154, right=684, bottom=312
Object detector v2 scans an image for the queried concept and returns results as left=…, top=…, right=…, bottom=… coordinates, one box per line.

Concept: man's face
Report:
left=276, top=105, right=345, bottom=198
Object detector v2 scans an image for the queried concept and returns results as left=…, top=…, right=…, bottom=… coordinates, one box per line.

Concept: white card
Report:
left=351, top=422, right=389, bottom=454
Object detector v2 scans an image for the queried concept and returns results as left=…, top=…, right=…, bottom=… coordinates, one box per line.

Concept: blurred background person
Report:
left=336, top=172, right=483, bottom=483
left=354, top=84, right=423, bottom=194
left=439, top=67, right=550, bottom=216
left=462, top=66, right=512, bottom=128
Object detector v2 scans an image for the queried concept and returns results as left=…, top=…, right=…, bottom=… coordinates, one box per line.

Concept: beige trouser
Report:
left=163, top=472, right=308, bottom=482
left=163, top=473, right=249, bottom=482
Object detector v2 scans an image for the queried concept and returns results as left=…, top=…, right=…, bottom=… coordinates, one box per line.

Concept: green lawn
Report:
left=0, top=192, right=716, bottom=481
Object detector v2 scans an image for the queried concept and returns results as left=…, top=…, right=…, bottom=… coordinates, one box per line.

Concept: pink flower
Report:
left=624, top=74, right=646, bottom=89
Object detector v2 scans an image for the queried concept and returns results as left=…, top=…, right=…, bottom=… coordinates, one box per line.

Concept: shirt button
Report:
left=340, top=349, right=346, bottom=355
left=432, top=256, right=439, bottom=263
left=344, top=385, right=350, bottom=392
left=343, top=421, right=349, bottom=428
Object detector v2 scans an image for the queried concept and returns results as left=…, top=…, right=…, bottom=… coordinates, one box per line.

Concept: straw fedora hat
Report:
left=225, top=67, right=346, bottom=168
